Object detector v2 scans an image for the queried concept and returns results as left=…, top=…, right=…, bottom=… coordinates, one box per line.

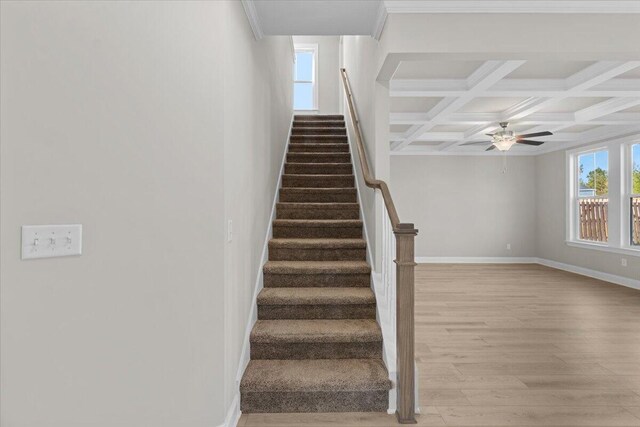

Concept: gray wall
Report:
left=0, top=1, right=293, bottom=426
left=293, top=36, right=340, bottom=115
left=536, top=151, right=640, bottom=279
left=390, top=155, right=537, bottom=258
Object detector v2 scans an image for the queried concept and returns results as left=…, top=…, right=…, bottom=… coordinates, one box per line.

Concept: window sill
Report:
left=566, top=240, right=640, bottom=257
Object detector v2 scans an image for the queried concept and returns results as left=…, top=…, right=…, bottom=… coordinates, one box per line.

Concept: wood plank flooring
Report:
left=239, top=263, right=640, bottom=426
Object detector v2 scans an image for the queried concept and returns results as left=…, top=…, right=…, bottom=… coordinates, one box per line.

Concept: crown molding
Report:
left=372, top=1, right=389, bottom=40
left=384, top=1, right=640, bottom=14
left=241, top=0, right=264, bottom=40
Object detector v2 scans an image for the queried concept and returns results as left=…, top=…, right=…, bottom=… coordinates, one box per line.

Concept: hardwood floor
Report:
left=239, top=263, right=640, bottom=426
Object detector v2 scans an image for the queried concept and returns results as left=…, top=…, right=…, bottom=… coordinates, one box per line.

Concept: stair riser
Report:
left=258, top=304, right=376, bottom=320
left=241, top=390, right=388, bottom=413
left=263, top=273, right=370, bottom=287
left=295, top=115, right=343, bottom=121
left=294, top=121, right=345, bottom=128
left=276, top=208, right=359, bottom=220
left=251, top=341, right=382, bottom=360
left=287, top=153, right=351, bottom=163
left=272, top=226, right=362, bottom=239
left=291, top=136, right=348, bottom=143
left=269, top=247, right=366, bottom=261
left=279, top=190, right=357, bottom=203
left=284, top=164, right=353, bottom=175
left=282, top=175, right=354, bottom=188
left=288, top=144, right=349, bottom=153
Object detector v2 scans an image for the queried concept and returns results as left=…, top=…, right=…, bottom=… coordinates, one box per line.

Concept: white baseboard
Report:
left=416, top=256, right=537, bottom=264
left=217, top=393, right=241, bottom=427
left=415, top=256, right=640, bottom=291
left=536, top=257, right=640, bottom=291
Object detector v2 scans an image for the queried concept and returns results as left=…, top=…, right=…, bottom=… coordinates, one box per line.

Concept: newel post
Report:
left=394, top=223, right=418, bottom=424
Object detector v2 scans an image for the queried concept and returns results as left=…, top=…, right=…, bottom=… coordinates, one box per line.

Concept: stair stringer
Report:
left=234, top=113, right=294, bottom=411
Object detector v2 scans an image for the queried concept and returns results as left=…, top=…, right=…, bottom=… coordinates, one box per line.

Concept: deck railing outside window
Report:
left=578, top=198, right=609, bottom=242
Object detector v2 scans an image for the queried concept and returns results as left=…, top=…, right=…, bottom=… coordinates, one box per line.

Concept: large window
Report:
left=630, top=144, right=640, bottom=246
left=568, top=141, right=640, bottom=255
left=293, top=45, right=317, bottom=111
left=576, top=150, right=609, bottom=242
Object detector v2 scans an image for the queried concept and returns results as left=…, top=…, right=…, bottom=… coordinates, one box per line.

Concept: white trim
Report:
left=240, top=0, right=263, bottom=40
left=537, top=258, right=640, bottom=291
left=414, top=256, right=640, bottom=291
left=372, top=1, right=388, bottom=40
left=566, top=240, right=640, bottom=257
left=384, top=1, right=640, bottom=14
left=217, top=393, right=241, bottom=427
left=416, top=256, right=537, bottom=264
left=234, top=113, right=293, bottom=400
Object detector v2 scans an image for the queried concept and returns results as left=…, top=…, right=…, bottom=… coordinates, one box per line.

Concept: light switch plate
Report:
left=21, top=224, right=82, bottom=260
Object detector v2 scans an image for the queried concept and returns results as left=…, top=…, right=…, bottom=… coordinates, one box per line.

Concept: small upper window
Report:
left=293, top=45, right=317, bottom=111
left=576, top=150, right=609, bottom=243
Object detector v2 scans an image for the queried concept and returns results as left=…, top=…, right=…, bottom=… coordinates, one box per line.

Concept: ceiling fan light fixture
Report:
left=492, top=131, right=516, bottom=151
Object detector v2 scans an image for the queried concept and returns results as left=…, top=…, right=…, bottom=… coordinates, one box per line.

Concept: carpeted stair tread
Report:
left=279, top=188, right=357, bottom=203
left=251, top=319, right=381, bottom=344
left=294, top=114, right=344, bottom=121
left=269, top=238, right=365, bottom=249
left=290, top=135, right=348, bottom=143
left=240, top=359, right=390, bottom=393
left=257, top=287, right=375, bottom=306
left=273, top=219, right=362, bottom=227
left=288, top=143, right=349, bottom=152
left=287, top=153, right=351, bottom=163
left=264, top=260, right=370, bottom=275
left=277, top=202, right=359, bottom=210
left=294, top=120, right=345, bottom=127
left=284, top=163, right=353, bottom=175
left=282, top=174, right=354, bottom=188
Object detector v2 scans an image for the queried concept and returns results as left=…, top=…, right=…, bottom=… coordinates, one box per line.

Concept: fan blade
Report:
left=485, top=133, right=495, bottom=137
left=485, top=145, right=496, bottom=151
left=517, top=131, right=553, bottom=139
left=461, top=141, right=491, bottom=146
left=517, top=139, right=545, bottom=146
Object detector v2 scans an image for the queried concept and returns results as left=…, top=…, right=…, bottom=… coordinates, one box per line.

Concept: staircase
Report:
left=240, top=115, right=391, bottom=413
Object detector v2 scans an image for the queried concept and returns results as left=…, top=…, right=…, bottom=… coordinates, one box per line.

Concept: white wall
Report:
left=222, top=2, right=293, bottom=420
left=293, top=36, right=340, bottom=114
left=391, top=156, right=537, bottom=258
left=0, top=2, right=293, bottom=426
left=536, top=150, right=640, bottom=280
left=342, top=36, right=394, bottom=271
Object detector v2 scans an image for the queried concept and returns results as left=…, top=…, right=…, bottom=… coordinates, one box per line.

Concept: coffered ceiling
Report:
left=389, top=59, right=640, bottom=155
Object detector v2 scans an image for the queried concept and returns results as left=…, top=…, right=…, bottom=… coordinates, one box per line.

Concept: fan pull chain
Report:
left=502, top=152, right=508, bottom=174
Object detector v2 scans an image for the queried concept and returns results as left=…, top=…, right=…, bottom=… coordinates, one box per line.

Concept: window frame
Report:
left=568, top=146, right=610, bottom=246
left=566, top=138, right=640, bottom=256
left=623, top=142, right=640, bottom=248
left=293, top=43, right=318, bottom=111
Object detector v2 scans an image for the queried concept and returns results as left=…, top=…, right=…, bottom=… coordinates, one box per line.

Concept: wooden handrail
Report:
left=340, top=68, right=418, bottom=425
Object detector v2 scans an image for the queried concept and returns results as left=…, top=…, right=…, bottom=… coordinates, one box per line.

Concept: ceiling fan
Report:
left=462, top=122, right=553, bottom=151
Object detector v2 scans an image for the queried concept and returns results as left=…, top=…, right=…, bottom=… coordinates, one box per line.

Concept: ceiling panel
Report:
left=506, top=60, right=595, bottom=79
left=390, top=97, right=443, bottom=113
left=388, top=59, right=640, bottom=155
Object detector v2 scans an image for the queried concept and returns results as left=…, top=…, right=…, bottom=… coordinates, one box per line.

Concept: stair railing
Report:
left=340, top=68, right=418, bottom=424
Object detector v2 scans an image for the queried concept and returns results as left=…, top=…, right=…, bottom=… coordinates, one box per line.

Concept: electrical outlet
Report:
left=227, top=220, right=233, bottom=243
left=506, top=243, right=511, bottom=250
left=621, top=258, right=627, bottom=267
